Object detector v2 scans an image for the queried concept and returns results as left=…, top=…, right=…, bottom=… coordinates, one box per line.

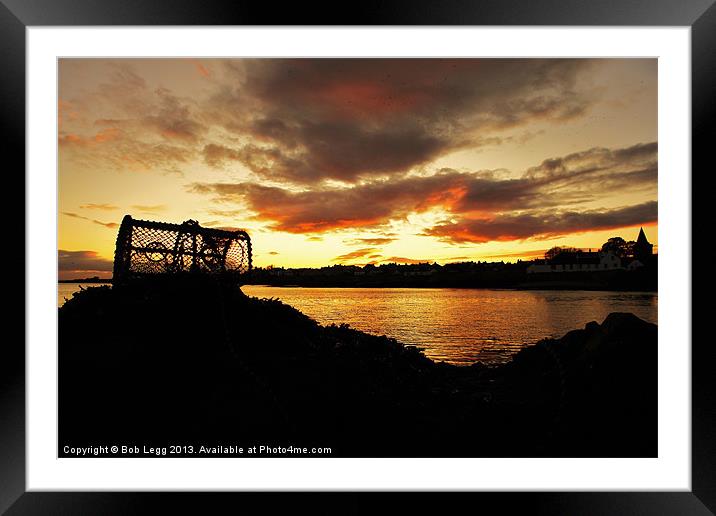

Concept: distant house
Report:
left=527, top=250, right=622, bottom=274
left=526, top=227, right=654, bottom=274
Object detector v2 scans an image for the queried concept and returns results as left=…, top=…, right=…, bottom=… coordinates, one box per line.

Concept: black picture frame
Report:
left=3, top=1, right=711, bottom=513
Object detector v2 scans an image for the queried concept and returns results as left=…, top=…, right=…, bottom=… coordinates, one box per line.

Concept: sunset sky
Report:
left=58, top=58, right=657, bottom=280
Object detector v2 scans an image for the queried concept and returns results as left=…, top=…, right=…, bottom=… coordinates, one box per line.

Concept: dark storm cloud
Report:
left=63, top=59, right=603, bottom=183
left=202, top=128, right=449, bottom=184
left=58, top=250, right=113, bottom=272
left=524, top=142, right=657, bottom=179
left=235, top=59, right=591, bottom=125
left=189, top=141, right=657, bottom=238
left=424, top=201, right=658, bottom=243
left=200, top=58, right=597, bottom=184
left=455, top=142, right=658, bottom=211
left=188, top=173, right=466, bottom=232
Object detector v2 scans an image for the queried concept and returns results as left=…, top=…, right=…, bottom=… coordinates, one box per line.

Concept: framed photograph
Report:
left=5, top=0, right=712, bottom=513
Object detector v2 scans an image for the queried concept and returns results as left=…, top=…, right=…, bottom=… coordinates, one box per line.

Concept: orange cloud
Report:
left=59, top=133, right=84, bottom=145
left=94, top=128, right=121, bottom=143
left=59, top=128, right=122, bottom=146
left=191, top=59, right=210, bottom=77
left=58, top=99, right=79, bottom=129
left=190, top=141, right=657, bottom=242
left=333, top=248, right=379, bottom=263
left=316, top=80, right=429, bottom=119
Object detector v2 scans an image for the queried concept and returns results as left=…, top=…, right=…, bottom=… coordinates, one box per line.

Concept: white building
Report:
left=526, top=250, right=622, bottom=274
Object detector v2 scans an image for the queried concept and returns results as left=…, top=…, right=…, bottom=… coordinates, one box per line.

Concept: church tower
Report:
left=633, top=227, right=653, bottom=263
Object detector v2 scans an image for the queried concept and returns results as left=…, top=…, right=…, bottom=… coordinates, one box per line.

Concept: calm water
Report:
left=243, top=286, right=657, bottom=365
left=58, top=283, right=657, bottom=365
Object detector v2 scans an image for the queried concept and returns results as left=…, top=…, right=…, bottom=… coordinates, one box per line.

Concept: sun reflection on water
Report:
left=242, top=286, right=657, bottom=365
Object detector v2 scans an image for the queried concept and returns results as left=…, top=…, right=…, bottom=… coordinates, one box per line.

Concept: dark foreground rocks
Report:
left=59, top=283, right=657, bottom=457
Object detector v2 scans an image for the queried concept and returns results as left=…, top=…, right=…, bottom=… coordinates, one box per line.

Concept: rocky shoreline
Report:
left=58, top=283, right=657, bottom=457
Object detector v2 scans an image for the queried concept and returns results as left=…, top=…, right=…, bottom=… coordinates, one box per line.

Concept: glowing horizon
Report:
left=58, top=58, right=657, bottom=280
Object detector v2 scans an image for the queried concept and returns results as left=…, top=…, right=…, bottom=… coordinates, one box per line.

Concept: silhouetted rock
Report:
left=59, top=283, right=657, bottom=457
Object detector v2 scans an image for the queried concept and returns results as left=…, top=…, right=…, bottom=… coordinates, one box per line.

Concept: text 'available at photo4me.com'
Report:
left=61, top=443, right=333, bottom=458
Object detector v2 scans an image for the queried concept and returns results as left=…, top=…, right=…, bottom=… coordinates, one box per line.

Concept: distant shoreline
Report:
left=58, top=280, right=656, bottom=294
left=59, top=259, right=657, bottom=293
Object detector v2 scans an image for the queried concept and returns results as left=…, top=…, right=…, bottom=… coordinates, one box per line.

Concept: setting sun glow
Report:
left=58, top=58, right=657, bottom=280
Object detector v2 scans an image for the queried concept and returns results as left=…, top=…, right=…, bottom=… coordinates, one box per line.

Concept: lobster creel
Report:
left=112, top=215, right=252, bottom=285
